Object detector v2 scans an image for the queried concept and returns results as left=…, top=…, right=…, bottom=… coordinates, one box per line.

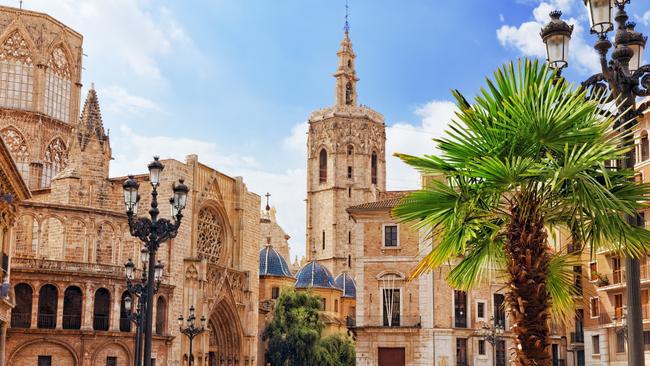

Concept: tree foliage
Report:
left=263, top=290, right=355, bottom=366
left=393, top=59, right=650, bottom=365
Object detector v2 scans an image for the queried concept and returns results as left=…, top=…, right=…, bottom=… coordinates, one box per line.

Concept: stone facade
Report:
left=0, top=6, right=261, bottom=366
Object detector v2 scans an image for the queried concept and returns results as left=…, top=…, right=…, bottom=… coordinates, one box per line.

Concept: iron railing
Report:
left=120, top=317, right=131, bottom=332
left=10, top=312, right=30, bottom=328
left=93, top=315, right=109, bottom=331
left=357, top=315, right=421, bottom=328
left=62, top=314, right=81, bottom=329
left=571, top=332, right=584, bottom=343
left=37, top=313, right=56, bottom=329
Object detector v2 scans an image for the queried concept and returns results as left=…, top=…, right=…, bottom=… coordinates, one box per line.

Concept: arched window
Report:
left=44, top=46, right=71, bottom=122
left=120, top=291, right=131, bottom=332
left=63, top=286, right=82, bottom=329
left=11, top=283, right=32, bottom=328
left=93, top=288, right=110, bottom=331
left=345, top=82, right=352, bottom=105
left=37, top=284, right=57, bottom=329
left=347, top=145, right=354, bottom=155
left=371, top=151, right=378, bottom=185
left=41, top=138, right=67, bottom=188
left=197, top=207, right=225, bottom=265
left=155, top=296, right=167, bottom=335
left=641, top=132, right=649, bottom=162
left=319, top=149, right=327, bottom=183
left=0, top=127, right=29, bottom=181
left=0, top=31, right=34, bottom=110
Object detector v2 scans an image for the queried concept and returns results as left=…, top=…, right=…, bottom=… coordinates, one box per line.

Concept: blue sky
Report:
left=5, top=0, right=649, bottom=261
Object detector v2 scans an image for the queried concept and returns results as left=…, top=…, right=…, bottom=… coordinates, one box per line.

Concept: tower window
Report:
left=371, top=152, right=378, bottom=184
left=347, top=60, right=351, bottom=68
left=322, top=231, right=326, bottom=250
left=319, top=149, right=327, bottom=183
left=348, top=231, right=351, bottom=244
left=347, top=145, right=354, bottom=155
left=345, top=82, right=352, bottom=105
left=271, top=287, right=280, bottom=299
left=348, top=255, right=351, bottom=267
left=348, top=187, right=351, bottom=198
left=347, top=166, right=353, bottom=179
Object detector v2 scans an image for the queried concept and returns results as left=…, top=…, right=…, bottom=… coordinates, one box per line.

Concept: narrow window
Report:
left=335, top=299, right=339, bottom=312
left=456, top=338, right=468, bottom=365
left=589, top=261, right=598, bottom=281
left=573, top=266, right=582, bottom=295
left=592, top=335, right=600, bottom=354
left=348, top=255, right=351, bottom=268
left=321, top=298, right=326, bottom=311
left=319, top=149, right=327, bottom=183
left=382, top=288, right=400, bottom=326
left=347, top=166, right=352, bottom=179
left=371, top=152, right=378, bottom=184
left=322, top=231, right=325, bottom=250
left=496, top=340, right=506, bottom=366
left=271, top=287, right=280, bottom=299
left=347, top=145, right=353, bottom=155
left=642, top=132, right=649, bottom=161
left=345, top=82, right=352, bottom=105
left=454, top=290, right=467, bottom=328
left=38, top=356, right=52, bottom=366
left=494, top=293, right=506, bottom=327
left=348, top=187, right=351, bottom=198
left=384, top=225, right=398, bottom=247
left=612, top=257, right=622, bottom=284
left=348, top=231, right=351, bottom=244
left=478, top=339, right=486, bottom=355
left=590, top=297, right=600, bottom=318
left=616, top=331, right=626, bottom=353
left=156, top=296, right=167, bottom=335
left=477, top=302, right=485, bottom=319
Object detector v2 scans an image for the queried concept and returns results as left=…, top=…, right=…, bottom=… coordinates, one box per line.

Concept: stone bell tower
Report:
left=305, top=24, right=386, bottom=276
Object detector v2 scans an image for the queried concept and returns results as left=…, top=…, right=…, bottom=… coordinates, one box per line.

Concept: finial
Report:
left=344, top=0, right=350, bottom=34
left=549, top=10, right=562, bottom=19
left=19, top=0, right=23, bottom=9
left=90, top=82, right=95, bottom=90
left=265, top=192, right=271, bottom=212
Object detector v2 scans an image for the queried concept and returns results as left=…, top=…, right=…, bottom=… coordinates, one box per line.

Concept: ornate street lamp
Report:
left=477, top=316, right=505, bottom=366
left=541, top=3, right=650, bottom=364
left=123, top=157, right=188, bottom=366
left=540, top=11, right=574, bottom=72
left=178, top=305, right=206, bottom=366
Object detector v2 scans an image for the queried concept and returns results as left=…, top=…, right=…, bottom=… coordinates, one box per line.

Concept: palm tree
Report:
left=393, top=60, right=650, bottom=365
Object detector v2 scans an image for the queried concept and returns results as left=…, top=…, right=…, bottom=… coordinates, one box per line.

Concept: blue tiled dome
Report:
left=335, top=272, right=357, bottom=298
left=259, top=246, right=293, bottom=278
left=294, top=261, right=337, bottom=289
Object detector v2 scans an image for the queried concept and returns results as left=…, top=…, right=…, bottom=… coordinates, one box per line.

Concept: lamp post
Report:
left=124, top=247, right=164, bottom=366
left=478, top=316, right=505, bottom=366
left=178, top=305, right=206, bottom=366
left=612, top=305, right=629, bottom=341
left=123, top=157, right=189, bottom=366
left=541, top=2, right=650, bottom=365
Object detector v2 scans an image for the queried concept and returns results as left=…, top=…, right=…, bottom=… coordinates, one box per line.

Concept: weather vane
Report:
left=344, top=0, right=350, bottom=33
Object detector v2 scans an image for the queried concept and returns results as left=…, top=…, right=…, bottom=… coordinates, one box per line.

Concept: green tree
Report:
left=393, top=60, right=650, bottom=365
left=315, top=334, right=356, bottom=366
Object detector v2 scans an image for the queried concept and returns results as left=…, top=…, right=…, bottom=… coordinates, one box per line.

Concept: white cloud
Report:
left=385, top=101, right=457, bottom=191
left=100, top=86, right=162, bottom=115
left=496, top=0, right=600, bottom=75
left=282, top=121, right=308, bottom=154
left=638, top=10, right=650, bottom=26
left=499, top=14, right=505, bottom=23
left=12, top=0, right=192, bottom=80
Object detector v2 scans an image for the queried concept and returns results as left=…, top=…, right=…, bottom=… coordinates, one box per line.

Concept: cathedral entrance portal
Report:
left=208, top=299, right=243, bottom=366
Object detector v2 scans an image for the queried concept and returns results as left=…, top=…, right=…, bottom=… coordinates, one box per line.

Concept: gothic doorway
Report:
left=207, top=299, right=243, bottom=366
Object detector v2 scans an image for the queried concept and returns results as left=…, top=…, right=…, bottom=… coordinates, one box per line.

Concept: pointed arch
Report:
left=371, top=150, right=378, bottom=184
left=41, top=137, right=68, bottom=187
left=44, top=44, right=72, bottom=122
left=40, top=216, right=65, bottom=260
left=208, top=298, right=244, bottom=365
left=0, top=28, right=35, bottom=110
left=0, top=126, right=29, bottom=181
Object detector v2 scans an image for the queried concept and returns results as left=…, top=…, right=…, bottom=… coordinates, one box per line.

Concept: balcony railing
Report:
left=62, top=314, right=81, bottom=329
left=37, top=313, right=56, bottom=329
left=93, top=315, right=109, bottom=331
left=597, top=265, right=650, bottom=288
left=10, top=312, right=30, bottom=328
left=359, top=315, right=422, bottom=328
left=570, top=332, right=584, bottom=343
left=120, top=317, right=131, bottom=332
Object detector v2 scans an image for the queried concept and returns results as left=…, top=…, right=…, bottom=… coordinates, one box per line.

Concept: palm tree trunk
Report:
left=506, top=204, right=552, bottom=366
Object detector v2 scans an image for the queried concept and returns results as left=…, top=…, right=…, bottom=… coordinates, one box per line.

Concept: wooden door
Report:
left=378, top=347, right=405, bottom=366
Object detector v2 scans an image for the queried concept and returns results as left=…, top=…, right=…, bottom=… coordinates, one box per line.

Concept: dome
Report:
left=294, top=261, right=337, bottom=289
left=335, top=272, right=357, bottom=298
left=259, top=246, right=293, bottom=278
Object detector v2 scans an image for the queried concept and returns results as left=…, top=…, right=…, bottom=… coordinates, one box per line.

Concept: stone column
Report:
left=0, top=320, right=6, bottom=366
left=30, top=289, right=38, bottom=328
left=82, top=283, right=93, bottom=330
left=56, top=290, right=64, bottom=329
left=111, top=283, right=120, bottom=331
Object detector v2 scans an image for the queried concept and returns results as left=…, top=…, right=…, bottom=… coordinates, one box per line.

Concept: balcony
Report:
left=93, top=315, right=109, bottom=331
left=62, top=314, right=81, bottom=329
left=120, top=317, right=131, bottom=332
left=570, top=332, right=584, bottom=344
left=37, top=313, right=56, bottom=329
left=358, top=315, right=421, bottom=328
left=10, top=312, right=30, bottom=328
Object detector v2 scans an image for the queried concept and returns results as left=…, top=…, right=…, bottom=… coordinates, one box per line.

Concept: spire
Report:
left=77, top=85, right=108, bottom=151
left=334, top=1, right=358, bottom=107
